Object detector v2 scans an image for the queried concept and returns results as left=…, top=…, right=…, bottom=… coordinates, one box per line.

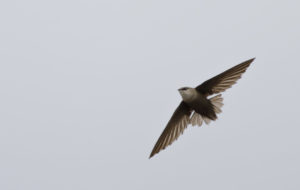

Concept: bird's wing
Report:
left=196, top=58, right=255, bottom=96
left=149, top=101, right=192, bottom=158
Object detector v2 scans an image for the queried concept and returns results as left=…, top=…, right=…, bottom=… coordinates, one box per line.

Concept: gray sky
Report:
left=0, top=0, right=300, bottom=189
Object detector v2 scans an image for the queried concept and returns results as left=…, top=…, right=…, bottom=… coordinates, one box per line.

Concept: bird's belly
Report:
left=186, top=95, right=213, bottom=115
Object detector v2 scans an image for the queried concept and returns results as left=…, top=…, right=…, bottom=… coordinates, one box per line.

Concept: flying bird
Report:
left=149, top=58, right=255, bottom=158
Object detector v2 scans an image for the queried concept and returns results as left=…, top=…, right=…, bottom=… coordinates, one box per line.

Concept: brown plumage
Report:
left=149, top=58, right=255, bottom=158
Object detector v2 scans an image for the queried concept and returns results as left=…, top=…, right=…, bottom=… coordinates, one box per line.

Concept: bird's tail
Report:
left=210, top=94, right=223, bottom=114
left=190, top=94, right=223, bottom=126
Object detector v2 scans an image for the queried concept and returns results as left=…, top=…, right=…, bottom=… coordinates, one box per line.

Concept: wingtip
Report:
left=249, top=57, right=256, bottom=62
left=149, top=149, right=158, bottom=158
left=242, top=57, right=255, bottom=66
left=149, top=154, right=154, bottom=159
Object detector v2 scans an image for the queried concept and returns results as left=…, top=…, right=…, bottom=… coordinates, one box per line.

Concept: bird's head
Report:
left=178, top=87, right=196, bottom=101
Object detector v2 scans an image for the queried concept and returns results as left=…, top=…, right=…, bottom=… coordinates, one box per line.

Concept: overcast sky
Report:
left=0, top=0, right=300, bottom=189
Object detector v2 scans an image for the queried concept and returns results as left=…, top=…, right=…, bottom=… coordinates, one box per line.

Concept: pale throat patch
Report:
left=179, top=88, right=197, bottom=102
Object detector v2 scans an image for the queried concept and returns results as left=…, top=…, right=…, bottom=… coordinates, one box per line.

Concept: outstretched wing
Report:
left=196, top=58, right=254, bottom=96
left=149, top=101, right=192, bottom=158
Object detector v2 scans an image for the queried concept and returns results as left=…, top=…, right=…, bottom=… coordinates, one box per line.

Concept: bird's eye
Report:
left=181, top=87, right=187, bottom=90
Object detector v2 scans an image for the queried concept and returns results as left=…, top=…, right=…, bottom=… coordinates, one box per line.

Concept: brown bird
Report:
left=149, top=58, right=255, bottom=158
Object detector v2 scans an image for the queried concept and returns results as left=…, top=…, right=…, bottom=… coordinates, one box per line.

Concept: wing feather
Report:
left=149, top=101, right=192, bottom=158
left=196, top=58, right=254, bottom=96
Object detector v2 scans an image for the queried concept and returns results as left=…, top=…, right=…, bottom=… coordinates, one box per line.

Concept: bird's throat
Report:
left=180, top=88, right=198, bottom=103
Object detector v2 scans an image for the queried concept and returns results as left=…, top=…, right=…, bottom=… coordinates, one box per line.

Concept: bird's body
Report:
left=149, top=58, right=255, bottom=158
left=180, top=88, right=217, bottom=120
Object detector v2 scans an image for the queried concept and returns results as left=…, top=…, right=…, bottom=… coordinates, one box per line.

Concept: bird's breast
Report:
left=185, top=93, right=210, bottom=111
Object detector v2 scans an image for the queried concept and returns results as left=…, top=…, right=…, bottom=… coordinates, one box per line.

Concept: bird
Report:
left=149, top=58, right=255, bottom=158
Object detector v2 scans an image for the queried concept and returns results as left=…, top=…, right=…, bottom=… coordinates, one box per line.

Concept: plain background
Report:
left=0, top=0, right=300, bottom=189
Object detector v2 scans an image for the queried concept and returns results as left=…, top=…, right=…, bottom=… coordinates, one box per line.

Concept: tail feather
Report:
left=189, top=94, right=224, bottom=127
left=210, top=94, right=223, bottom=114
